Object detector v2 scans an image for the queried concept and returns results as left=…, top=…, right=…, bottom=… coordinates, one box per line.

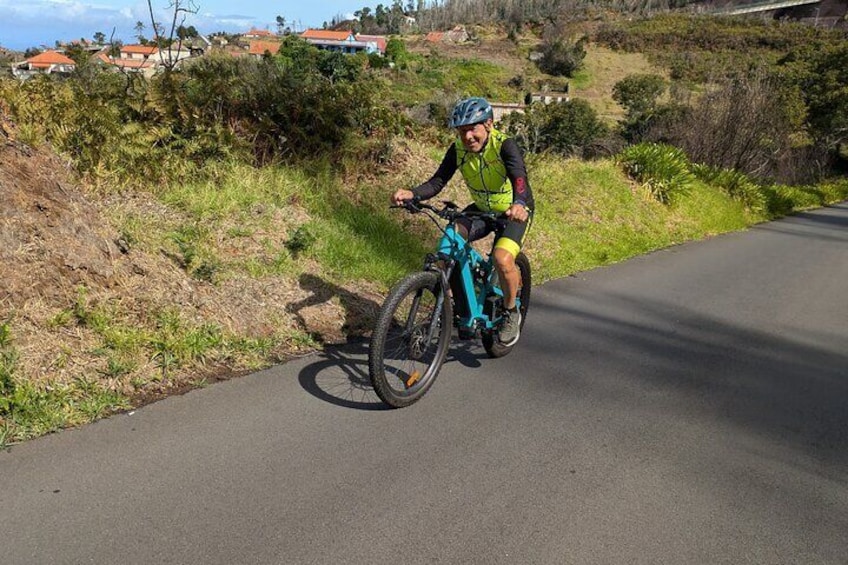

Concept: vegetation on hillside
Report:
left=1, top=11, right=847, bottom=444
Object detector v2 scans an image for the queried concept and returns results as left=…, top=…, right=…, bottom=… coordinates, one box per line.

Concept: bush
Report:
left=645, top=70, right=806, bottom=181
left=691, top=164, right=767, bottom=214
left=536, top=37, right=587, bottom=78
left=613, top=74, right=666, bottom=118
left=385, top=37, right=410, bottom=69
left=618, top=142, right=694, bottom=204
left=779, top=40, right=848, bottom=154
left=612, top=73, right=667, bottom=142
left=501, top=99, right=607, bottom=157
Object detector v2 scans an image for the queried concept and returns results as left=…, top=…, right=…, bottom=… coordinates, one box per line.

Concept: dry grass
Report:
left=573, top=44, right=667, bottom=123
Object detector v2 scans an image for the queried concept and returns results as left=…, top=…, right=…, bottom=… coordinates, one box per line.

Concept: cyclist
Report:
left=392, top=96, right=534, bottom=346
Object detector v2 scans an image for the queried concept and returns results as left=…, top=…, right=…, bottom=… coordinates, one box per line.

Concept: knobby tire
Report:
left=369, top=271, right=452, bottom=408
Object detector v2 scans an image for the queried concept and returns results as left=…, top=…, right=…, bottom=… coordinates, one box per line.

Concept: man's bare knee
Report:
left=494, top=248, right=516, bottom=272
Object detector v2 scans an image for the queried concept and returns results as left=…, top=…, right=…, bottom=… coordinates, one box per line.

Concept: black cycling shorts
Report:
left=456, top=204, right=532, bottom=258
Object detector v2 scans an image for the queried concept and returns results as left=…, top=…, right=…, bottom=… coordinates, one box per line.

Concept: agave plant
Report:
left=691, top=163, right=767, bottom=214
left=618, top=142, right=694, bottom=204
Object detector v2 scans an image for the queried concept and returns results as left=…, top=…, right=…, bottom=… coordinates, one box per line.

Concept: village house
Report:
left=491, top=102, right=525, bottom=123
left=528, top=88, right=570, bottom=105
left=243, top=28, right=276, bottom=40
left=11, top=50, right=75, bottom=79
left=300, top=29, right=385, bottom=55
left=93, top=44, right=193, bottom=77
left=248, top=40, right=281, bottom=58
left=354, top=34, right=387, bottom=55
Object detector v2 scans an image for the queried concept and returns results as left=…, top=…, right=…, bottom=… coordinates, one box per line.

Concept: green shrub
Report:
left=691, top=164, right=767, bottom=214
left=618, top=142, right=694, bottom=204
left=537, top=37, right=587, bottom=78
left=613, top=73, right=667, bottom=118
left=501, top=99, right=607, bottom=156
left=385, top=38, right=410, bottom=69
left=613, top=73, right=668, bottom=142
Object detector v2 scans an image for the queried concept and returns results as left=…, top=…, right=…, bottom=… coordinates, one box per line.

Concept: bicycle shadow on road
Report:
left=290, top=273, right=497, bottom=409
left=296, top=337, right=487, bottom=410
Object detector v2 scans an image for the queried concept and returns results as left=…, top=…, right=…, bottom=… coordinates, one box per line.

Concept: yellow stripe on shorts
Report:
left=494, top=237, right=520, bottom=258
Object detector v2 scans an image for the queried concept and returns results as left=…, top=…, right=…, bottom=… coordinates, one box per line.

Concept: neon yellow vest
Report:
left=455, top=128, right=513, bottom=213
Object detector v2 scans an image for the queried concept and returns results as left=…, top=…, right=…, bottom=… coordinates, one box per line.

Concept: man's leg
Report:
left=492, top=214, right=531, bottom=345
left=493, top=247, right=519, bottom=309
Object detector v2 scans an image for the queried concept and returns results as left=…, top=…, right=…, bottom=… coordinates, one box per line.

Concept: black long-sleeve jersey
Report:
left=411, top=138, right=535, bottom=211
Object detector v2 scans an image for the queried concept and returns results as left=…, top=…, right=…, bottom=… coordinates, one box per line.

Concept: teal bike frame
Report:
left=429, top=214, right=512, bottom=336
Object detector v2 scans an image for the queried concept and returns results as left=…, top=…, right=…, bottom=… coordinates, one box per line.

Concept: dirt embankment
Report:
left=0, top=110, right=377, bottom=398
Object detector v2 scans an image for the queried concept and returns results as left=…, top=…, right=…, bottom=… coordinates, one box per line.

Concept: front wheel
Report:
left=369, top=271, right=452, bottom=408
left=483, top=252, right=531, bottom=358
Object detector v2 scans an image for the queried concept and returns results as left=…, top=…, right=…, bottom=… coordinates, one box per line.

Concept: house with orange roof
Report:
left=300, top=29, right=382, bottom=55
left=11, top=50, right=75, bottom=79
left=248, top=40, right=281, bottom=57
left=244, top=28, right=276, bottom=39
left=91, top=43, right=192, bottom=77
left=355, top=34, right=387, bottom=54
left=120, top=44, right=158, bottom=61
left=301, top=29, right=354, bottom=42
left=109, top=58, right=157, bottom=76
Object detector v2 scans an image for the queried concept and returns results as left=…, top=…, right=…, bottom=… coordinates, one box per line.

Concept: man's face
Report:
left=456, top=120, right=491, bottom=153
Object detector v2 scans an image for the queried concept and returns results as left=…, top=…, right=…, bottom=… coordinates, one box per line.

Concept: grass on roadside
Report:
left=529, top=156, right=756, bottom=282
left=1, top=318, right=130, bottom=448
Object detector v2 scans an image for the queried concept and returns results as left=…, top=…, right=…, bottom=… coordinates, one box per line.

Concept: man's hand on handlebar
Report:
left=505, top=203, right=529, bottom=223
left=392, top=189, right=415, bottom=206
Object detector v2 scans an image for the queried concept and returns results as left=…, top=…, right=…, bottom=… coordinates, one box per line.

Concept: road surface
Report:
left=2, top=203, right=847, bottom=564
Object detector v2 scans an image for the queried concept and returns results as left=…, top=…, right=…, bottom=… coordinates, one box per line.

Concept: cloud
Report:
left=0, top=0, right=264, bottom=49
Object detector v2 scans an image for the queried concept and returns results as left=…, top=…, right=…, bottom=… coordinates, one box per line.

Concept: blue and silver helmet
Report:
left=449, top=97, right=493, bottom=128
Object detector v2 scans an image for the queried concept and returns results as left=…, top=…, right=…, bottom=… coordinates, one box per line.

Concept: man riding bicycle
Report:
left=392, top=97, right=535, bottom=346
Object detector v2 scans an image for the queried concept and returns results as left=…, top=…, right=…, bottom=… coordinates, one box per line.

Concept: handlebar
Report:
left=392, top=199, right=507, bottom=229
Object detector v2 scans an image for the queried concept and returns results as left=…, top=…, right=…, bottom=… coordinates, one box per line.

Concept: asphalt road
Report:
left=2, top=203, right=847, bottom=564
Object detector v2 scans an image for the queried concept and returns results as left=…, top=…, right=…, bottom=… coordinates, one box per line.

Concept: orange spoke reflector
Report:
left=406, top=370, right=421, bottom=388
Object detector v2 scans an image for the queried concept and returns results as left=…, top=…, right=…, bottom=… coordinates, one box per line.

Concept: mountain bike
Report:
left=368, top=199, right=531, bottom=408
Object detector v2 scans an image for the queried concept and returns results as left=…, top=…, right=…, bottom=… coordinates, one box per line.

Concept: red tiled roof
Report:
left=248, top=41, right=281, bottom=55
left=111, top=58, right=156, bottom=69
left=425, top=32, right=444, bottom=42
left=121, top=44, right=158, bottom=55
left=355, top=34, right=387, bottom=52
left=301, top=29, right=353, bottom=41
left=246, top=28, right=275, bottom=37
left=25, top=50, right=76, bottom=67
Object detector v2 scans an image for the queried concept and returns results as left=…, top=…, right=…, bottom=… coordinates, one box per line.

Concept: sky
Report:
left=0, top=0, right=373, bottom=51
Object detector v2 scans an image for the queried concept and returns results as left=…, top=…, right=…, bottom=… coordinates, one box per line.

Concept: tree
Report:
left=93, top=31, right=106, bottom=45
left=65, top=43, right=89, bottom=66
left=134, top=20, right=146, bottom=44
left=656, top=70, right=806, bottom=179
left=276, top=15, right=289, bottom=35
left=613, top=74, right=666, bottom=119
left=176, top=25, right=198, bottom=40
left=613, top=73, right=667, bottom=141
left=146, top=0, right=200, bottom=70
left=503, top=100, right=607, bottom=156
left=385, top=37, right=409, bottom=68
left=537, top=37, right=586, bottom=78
left=779, top=41, right=848, bottom=157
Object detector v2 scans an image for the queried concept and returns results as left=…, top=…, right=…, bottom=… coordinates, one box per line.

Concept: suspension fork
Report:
left=422, top=257, right=454, bottom=344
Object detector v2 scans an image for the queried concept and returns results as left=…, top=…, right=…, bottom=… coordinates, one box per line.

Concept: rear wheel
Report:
left=483, top=252, right=531, bottom=358
left=369, top=271, right=452, bottom=408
